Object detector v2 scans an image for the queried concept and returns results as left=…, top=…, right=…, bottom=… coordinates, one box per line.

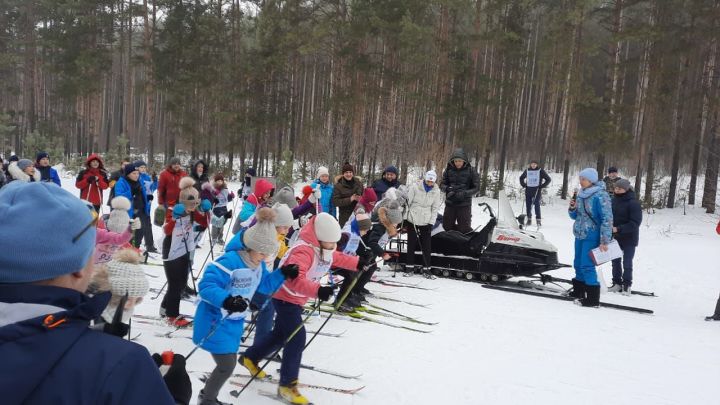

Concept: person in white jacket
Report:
left=404, top=170, right=444, bottom=278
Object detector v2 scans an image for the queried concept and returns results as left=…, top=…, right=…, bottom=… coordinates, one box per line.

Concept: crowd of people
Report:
left=1, top=149, right=718, bottom=405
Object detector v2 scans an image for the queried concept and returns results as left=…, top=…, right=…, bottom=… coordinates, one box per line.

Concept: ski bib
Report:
left=278, top=240, right=333, bottom=298
left=166, top=215, right=198, bottom=261
left=211, top=258, right=265, bottom=320
left=94, top=244, right=120, bottom=265
left=526, top=170, right=541, bottom=188
left=341, top=215, right=361, bottom=255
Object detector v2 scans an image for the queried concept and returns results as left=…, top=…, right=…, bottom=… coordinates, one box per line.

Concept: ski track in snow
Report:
left=54, top=172, right=720, bottom=405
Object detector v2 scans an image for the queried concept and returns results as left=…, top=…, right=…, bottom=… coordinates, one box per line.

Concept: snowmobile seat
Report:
left=431, top=231, right=471, bottom=257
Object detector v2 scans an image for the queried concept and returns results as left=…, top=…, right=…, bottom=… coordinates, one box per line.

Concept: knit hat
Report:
left=424, top=170, right=437, bottom=182
left=106, top=197, right=131, bottom=233
left=124, top=162, right=140, bottom=176
left=384, top=199, right=403, bottom=225
left=9, top=155, right=18, bottom=162
left=214, top=173, right=225, bottom=182
left=608, top=166, right=618, bottom=174
left=134, top=160, right=147, bottom=168
left=341, top=162, right=354, bottom=174
left=275, top=186, right=298, bottom=209
left=355, top=211, right=372, bottom=232
left=104, top=249, right=149, bottom=298
left=383, top=166, right=398, bottom=176
left=168, top=157, right=181, bottom=166
left=178, top=177, right=200, bottom=209
left=245, top=167, right=256, bottom=177
left=358, top=188, right=377, bottom=213
left=36, top=152, right=49, bottom=163
left=579, top=168, right=599, bottom=183
left=0, top=182, right=96, bottom=283
left=243, top=207, right=279, bottom=256
left=314, top=212, right=342, bottom=242
left=17, top=159, right=33, bottom=171
left=317, top=166, right=330, bottom=179
left=272, top=202, right=294, bottom=227
left=614, top=178, right=632, bottom=191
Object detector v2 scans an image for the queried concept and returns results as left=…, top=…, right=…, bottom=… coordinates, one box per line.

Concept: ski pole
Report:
left=241, top=281, right=285, bottom=343
left=185, top=314, right=231, bottom=361
left=151, top=280, right=168, bottom=300
left=223, top=195, right=241, bottom=243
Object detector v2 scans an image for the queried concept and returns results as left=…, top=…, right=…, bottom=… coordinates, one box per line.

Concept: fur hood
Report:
left=8, top=161, right=41, bottom=182
left=334, top=174, right=363, bottom=185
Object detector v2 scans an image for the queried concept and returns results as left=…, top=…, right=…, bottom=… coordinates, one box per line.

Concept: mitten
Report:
left=222, top=295, right=248, bottom=313
left=280, top=264, right=299, bottom=280
left=172, top=204, right=186, bottom=219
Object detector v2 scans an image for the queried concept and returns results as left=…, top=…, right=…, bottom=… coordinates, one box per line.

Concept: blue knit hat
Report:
left=0, top=182, right=97, bottom=283
left=124, top=161, right=140, bottom=176
left=384, top=166, right=398, bottom=176
left=36, top=151, right=49, bottom=163
left=579, top=168, right=599, bottom=183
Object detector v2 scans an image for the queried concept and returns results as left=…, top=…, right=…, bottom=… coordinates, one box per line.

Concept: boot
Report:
left=278, top=380, right=310, bottom=405
left=422, top=267, right=436, bottom=279
left=166, top=316, right=192, bottom=328
left=568, top=278, right=586, bottom=299
left=526, top=217, right=532, bottom=226
left=197, top=389, right=231, bottom=405
left=577, top=284, right=600, bottom=308
left=239, top=356, right=268, bottom=380
left=159, top=306, right=167, bottom=317
left=607, top=283, right=623, bottom=293
left=622, top=285, right=632, bottom=296
left=536, top=218, right=542, bottom=227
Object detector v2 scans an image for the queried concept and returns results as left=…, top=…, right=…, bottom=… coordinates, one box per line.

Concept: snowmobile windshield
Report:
left=497, top=190, right=519, bottom=230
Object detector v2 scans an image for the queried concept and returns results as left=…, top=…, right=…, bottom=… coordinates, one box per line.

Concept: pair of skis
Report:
left=195, top=372, right=364, bottom=395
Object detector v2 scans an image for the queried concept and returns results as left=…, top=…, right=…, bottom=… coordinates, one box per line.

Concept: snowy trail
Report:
left=56, top=174, right=720, bottom=405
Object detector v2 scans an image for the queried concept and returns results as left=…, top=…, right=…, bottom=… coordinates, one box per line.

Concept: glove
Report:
left=224, top=210, right=233, bottom=220
left=446, top=191, right=456, bottom=200
left=199, top=199, right=212, bottom=213
left=308, top=187, right=322, bottom=204
left=222, top=295, right=248, bottom=313
left=151, top=353, right=192, bottom=405
left=317, top=286, right=335, bottom=302
left=103, top=321, right=129, bottom=338
left=172, top=204, right=186, bottom=219
left=130, top=217, right=142, bottom=230
left=213, top=198, right=220, bottom=205
left=87, top=175, right=97, bottom=183
left=280, top=264, right=299, bottom=280
left=147, top=194, right=154, bottom=201
left=455, top=190, right=465, bottom=200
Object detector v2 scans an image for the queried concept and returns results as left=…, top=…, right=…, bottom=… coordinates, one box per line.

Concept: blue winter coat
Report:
left=311, top=179, right=335, bottom=217
left=0, top=284, right=175, bottom=405
left=37, top=165, right=61, bottom=186
left=612, top=189, right=642, bottom=247
left=114, top=176, right=150, bottom=218
left=569, top=181, right=613, bottom=244
left=372, top=178, right=401, bottom=201
left=193, top=230, right=286, bottom=354
left=139, top=172, right=158, bottom=196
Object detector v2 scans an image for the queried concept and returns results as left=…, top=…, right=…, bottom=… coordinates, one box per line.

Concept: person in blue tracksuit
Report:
left=311, top=166, right=335, bottom=217
left=193, top=207, right=299, bottom=405
left=568, top=168, right=613, bottom=308
left=519, top=160, right=551, bottom=226
left=0, top=181, right=188, bottom=405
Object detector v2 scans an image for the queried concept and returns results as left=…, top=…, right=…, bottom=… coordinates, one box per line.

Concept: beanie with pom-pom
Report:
left=243, top=207, right=279, bottom=256
left=106, top=196, right=132, bottom=233
left=314, top=212, right=341, bottom=243
left=272, top=202, right=294, bottom=228
left=178, top=177, right=200, bottom=209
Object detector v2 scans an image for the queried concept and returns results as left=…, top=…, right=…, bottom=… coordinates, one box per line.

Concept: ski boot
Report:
left=526, top=217, right=532, bottom=226
left=622, top=285, right=632, bottom=296
left=422, top=267, right=436, bottom=280
left=167, top=316, right=192, bottom=328
left=607, top=283, right=623, bottom=293
left=575, top=284, right=600, bottom=308
left=239, top=356, right=268, bottom=380
left=145, top=246, right=159, bottom=254
left=278, top=380, right=310, bottom=405
left=705, top=315, right=720, bottom=322
left=181, top=286, right=197, bottom=299
left=403, top=265, right=419, bottom=277
left=197, top=389, right=231, bottom=405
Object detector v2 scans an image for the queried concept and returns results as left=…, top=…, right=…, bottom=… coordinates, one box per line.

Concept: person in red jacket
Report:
left=75, top=154, right=109, bottom=212
left=240, top=213, right=360, bottom=405
left=706, top=219, right=720, bottom=321
left=157, top=157, right=187, bottom=209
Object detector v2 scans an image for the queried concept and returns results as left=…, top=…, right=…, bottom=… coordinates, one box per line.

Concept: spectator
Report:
left=158, top=157, right=187, bottom=209
left=332, top=162, right=364, bottom=227
left=0, top=157, right=6, bottom=189
left=311, top=166, right=335, bottom=216
left=113, top=162, right=150, bottom=224
left=134, top=161, right=158, bottom=253
left=608, top=179, right=642, bottom=295
left=75, top=154, right=109, bottom=213
left=519, top=160, right=551, bottom=226
left=603, top=167, right=622, bottom=198
left=190, top=160, right=210, bottom=195
left=107, top=157, right=131, bottom=203
left=372, top=165, right=401, bottom=201
left=706, top=219, right=720, bottom=321
left=34, top=152, right=61, bottom=186
left=404, top=170, right=444, bottom=278
left=242, top=167, right=256, bottom=200
left=440, top=149, right=480, bottom=233
left=8, top=159, right=40, bottom=183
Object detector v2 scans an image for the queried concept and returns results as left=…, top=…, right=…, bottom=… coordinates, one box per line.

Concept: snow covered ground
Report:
left=54, top=171, right=720, bottom=405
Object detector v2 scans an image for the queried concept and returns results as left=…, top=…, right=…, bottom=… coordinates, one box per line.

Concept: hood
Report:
left=447, top=149, right=469, bottom=169
left=334, top=174, right=363, bottom=185
left=297, top=215, right=322, bottom=248
left=358, top=188, right=377, bottom=213
left=247, top=179, right=275, bottom=206
left=616, top=189, right=636, bottom=201
left=8, top=161, right=41, bottom=182
left=191, top=160, right=208, bottom=180
left=85, top=154, right=105, bottom=170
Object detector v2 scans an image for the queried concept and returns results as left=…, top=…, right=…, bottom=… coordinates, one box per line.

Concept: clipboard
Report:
left=589, top=240, right=623, bottom=265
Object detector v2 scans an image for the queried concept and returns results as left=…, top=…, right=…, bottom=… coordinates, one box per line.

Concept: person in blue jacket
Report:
left=34, top=152, right=61, bottom=186
left=0, top=181, right=189, bottom=405
left=193, top=207, right=299, bottom=405
left=568, top=168, right=613, bottom=308
left=311, top=166, right=335, bottom=217
left=113, top=162, right=150, bottom=220
left=372, top=165, right=401, bottom=201
left=136, top=160, right=159, bottom=252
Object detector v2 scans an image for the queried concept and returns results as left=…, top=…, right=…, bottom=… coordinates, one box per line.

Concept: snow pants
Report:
left=611, top=240, right=636, bottom=287
left=574, top=238, right=599, bottom=286
left=405, top=221, right=432, bottom=267
left=244, top=299, right=305, bottom=386
left=161, top=236, right=191, bottom=317
left=134, top=211, right=156, bottom=250
left=442, top=205, right=472, bottom=234
left=525, top=187, right=542, bottom=219
left=254, top=298, right=275, bottom=344
left=200, top=353, right=237, bottom=405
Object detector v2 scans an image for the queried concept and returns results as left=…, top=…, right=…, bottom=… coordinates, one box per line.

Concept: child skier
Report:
left=93, top=197, right=140, bottom=266
left=232, top=178, right=274, bottom=234
left=193, top=207, right=299, bottom=405
left=240, top=213, right=360, bottom=405
left=209, top=174, right=235, bottom=246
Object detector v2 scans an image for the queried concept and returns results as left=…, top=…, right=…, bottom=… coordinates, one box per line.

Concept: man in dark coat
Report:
left=609, top=179, right=642, bottom=295
left=332, top=162, right=364, bottom=227
left=519, top=160, right=552, bottom=226
left=440, top=149, right=480, bottom=233
left=603, top=167, right=622, bottom=198
left=0, top=181, right=190, bottom=405
left=372, top=165, right=401, bottom=200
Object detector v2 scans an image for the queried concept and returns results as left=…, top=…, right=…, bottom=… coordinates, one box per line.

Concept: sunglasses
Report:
left=72, top=203, right=99, bottom=243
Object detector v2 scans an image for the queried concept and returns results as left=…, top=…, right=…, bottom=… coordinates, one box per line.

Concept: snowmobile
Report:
left=385, top=190, right=569, bottom=282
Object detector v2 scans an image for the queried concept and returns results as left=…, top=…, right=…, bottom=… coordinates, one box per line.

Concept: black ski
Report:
left=482, top=284, right=654, bottom=314
left=538, top=275, right=656, bottom=297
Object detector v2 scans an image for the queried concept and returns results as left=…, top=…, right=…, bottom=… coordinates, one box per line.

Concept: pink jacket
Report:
left=273, top=216, right=359, bottom=306
left=93, top=219, right=133, bottom=264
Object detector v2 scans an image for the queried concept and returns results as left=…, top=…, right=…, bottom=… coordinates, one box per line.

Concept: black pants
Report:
left=525, top=188, right=542, bottom=219
left=405, top=221, right=432, bottom=268
left=133, top=211, right=156, bottom=250
left=713, top=293, right=720, bottom=318
left=161, top=236, right=190, bottom=317
left=442, top=205, right=472, bottom=233
left=335, top=265, right=376, bottom=300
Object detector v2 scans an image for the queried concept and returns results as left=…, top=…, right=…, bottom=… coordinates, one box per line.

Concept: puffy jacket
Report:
left=272, top=215, right=359, bottom=306
left=311, top=179, right=335, bottom=217
left=405, top=180, right=444, bottom=226
left=372, top=176, right=401, bottom=201
left=7, top=162, right=41, bottom=183
left=114, top=176, right=150, bottom=218
left=0, top=284, right=175, bottom=405
left=233, top=179, right=275, bottom=234
left=569, top=181, right=613, bottom=244
left=158, top=167, right=188, bottom=208
left=193, top=231, right=286, bottom=354
left=36, top=165, right=61, bottom=186
left=440, top=149, right=480, bottom=207
left=190, top=160, right=210, bottom=194
left=611, top=190, right=642, bottom=247
left=76, top=154, right=109, bottom=206
left=139, top=172, right=158, bottom=196
left=332, top=175, right=364, bottom=226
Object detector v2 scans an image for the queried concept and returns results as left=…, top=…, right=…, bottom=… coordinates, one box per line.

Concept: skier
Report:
left=158, top=157, right=188, bottom=212
left=356, top=187, right=378, bottom=215
left=311, top=166, right=335, bottom=217
left=242, top=167, right=256, bottom=199
left=232, top=178, right=275, bottom=234
left=134, top=160, right=158, bottom=253
left=705, top=219, right=720, bottom=321
left=332, top=162, right=364, bottom=227
left=160, top=177, right=211, bottom=327
left=209, top=174, right=235, bottom=246
left=603, top=167, right=622, bottom=198
left=440, top=149, right=480, bottom=233
left=568, top=168, right=613, bottom=308
left=240, top=213, right=361, bottom=405
left=608, top=179, right=642, bottom=295
left=76, top=154, right=109, bottom=213
left=334, top=210, right=374, bottom=311
left=519, top=160, right=551, bottom=226
left=34, top=152, right=61, bottom=186
left=7, top=159, right=40, bottom=183
left=372, top=165, right=401, bottom=200
left=404, top=170, right=444, bottom=277
left=0, top=181, right=190, bottom=405
left=93, top=197, right=140, bottom=266
left=193, top=207, right=299, bottom=405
